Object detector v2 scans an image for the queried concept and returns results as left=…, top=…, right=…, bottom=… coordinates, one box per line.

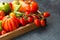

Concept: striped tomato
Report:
left=2, top=15, right=19, bottom=32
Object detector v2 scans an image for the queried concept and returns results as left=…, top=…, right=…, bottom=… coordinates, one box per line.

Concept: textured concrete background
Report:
left=0, top=0, right=60, bottom=40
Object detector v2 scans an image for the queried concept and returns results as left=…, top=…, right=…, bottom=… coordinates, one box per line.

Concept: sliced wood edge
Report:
left=0, top=23, right=37, bottom=40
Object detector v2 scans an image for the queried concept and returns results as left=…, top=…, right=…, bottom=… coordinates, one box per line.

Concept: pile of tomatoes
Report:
left=0, top=0, right=50, bottom=35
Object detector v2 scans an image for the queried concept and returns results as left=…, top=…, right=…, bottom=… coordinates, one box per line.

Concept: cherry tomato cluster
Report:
left=0, top=0, right=50, bottom=35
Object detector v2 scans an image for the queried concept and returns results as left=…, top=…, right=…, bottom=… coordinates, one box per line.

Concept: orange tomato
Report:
left=19, top=0, right=38, bottom=13
left=2, top=15, right=19, bottom=32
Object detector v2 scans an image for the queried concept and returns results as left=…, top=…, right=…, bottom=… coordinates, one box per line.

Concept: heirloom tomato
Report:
left=2, top=15, right=19, bottom=32
left=19, top=0, right=38, bottom=13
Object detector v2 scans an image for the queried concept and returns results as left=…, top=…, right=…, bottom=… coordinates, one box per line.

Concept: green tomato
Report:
left=0, top=2, right=11, bottom=13
left=0, top=20, right=2, bottom=31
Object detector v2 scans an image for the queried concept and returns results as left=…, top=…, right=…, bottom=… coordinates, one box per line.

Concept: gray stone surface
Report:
left=0, top=0, right=60, bottom=40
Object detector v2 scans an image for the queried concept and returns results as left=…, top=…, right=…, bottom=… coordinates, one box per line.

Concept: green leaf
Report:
left=14, top=5, right=21, bottom=11
left=15, top=12, right=23, bottom=17
left=0, top=20, right=2, bottom=32
left=0, top=26, right=2, bottom=32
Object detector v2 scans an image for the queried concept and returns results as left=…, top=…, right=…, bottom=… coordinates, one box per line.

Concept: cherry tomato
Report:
left=1, top=30, right=7, bottom=35
left=19, top=18, right=27, bottom=26
left=34, top=19, right=41, bottom=27
left=28, top=16, right=34, bottom=23
left=41, top=20, right=46, bottom=27
left=32, top=14, right=39, bottom=19
left=25, top=11, right=30, bottom=16
left=43, top=12, right=50, bottom=18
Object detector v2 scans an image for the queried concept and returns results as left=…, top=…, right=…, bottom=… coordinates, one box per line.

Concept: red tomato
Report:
left=19, top=18, right=27, bottom=26
left=2, top=15, right=19, bottom=32
left=0, top=16, right=4, bottom=20
left=19, top=2, right=30, bottom=12
left=9, top=2, right=13, bottom=10
left=0, top=11, right=5, bottom=16
left=25, top=20, right=29, bottom=24
left=19, top=0, right=38, bottom=13
left=30, top=1, right=38, bottom=13
left=32, top=14, right=39, bottom=19
left=0, top=11, right=5, bottom=20
left=34, top=19, right=41, bottom=27
left=25, top=11, right=30, bottom=16
left=43, top=12, right=50, bottom=18
left=28, top=16, right=34, bottom=23
left=41, top=20, right=46, bottom=27
left=1, top=30, right=7, bottom=35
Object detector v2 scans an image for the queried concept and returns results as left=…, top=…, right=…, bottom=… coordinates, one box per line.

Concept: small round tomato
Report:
left=28, top=16, right=34, bottom=23
left=34, top=19, right=41, bottom=27
left=1, top=30, right=7, bottom=35
left=25, top=11, right=30, bottom=16
left=19, top=18, right=27, bottom=26
left=32, top=14, right=39, bottom=19
left=43, top=12, right=50, bottom=18
left=41, top=20, right=46, bottom=27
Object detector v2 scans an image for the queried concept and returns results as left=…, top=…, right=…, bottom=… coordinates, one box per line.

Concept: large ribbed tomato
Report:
left=19, top=0, right=38, bottom=13
left=2, top=15, right=19, bottom=32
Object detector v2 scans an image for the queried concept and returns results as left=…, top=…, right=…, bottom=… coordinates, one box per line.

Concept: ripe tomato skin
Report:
left=43, top=12, right=50, bottom=18
left=28, top=16, right=34, bottom=23
left=32, top=15, right=39, bottom=19
left=0, top=11, right=5, bottom=16
left=0, top=16, right=4, bottom=20
left=19, top=18, right=27, bottom=26
left=3, top=20, right=9, bottom=31
left=41, top=20, right=46, bottom=27
left=1, top=30, right=7, bottom=35
left=19, top=2, right=30, bottom=12
left=9, top=2, right=13, bottom=10
left=2, top=15, right=19, bottom=32
left=19, top=0, right=38, bottom=13
left=25, top=11, right=30, bottom=16
left=0, top=11, right=5, bottom=20
left=34, top=19, right=41, bottom=27
left=30, top=1, right=38, bottom=13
